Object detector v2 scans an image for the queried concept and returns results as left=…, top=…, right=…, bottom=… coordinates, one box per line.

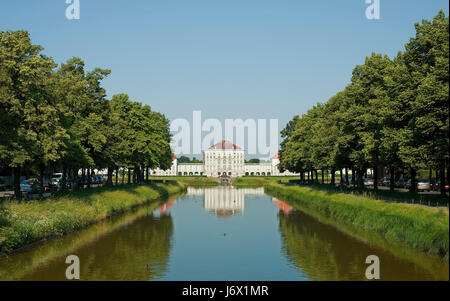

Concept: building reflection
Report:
left=187, top=187, right=264, bottom=218
left=272, top=198, right=294, bottom=215
left=156, top=198, right=177, bottom=216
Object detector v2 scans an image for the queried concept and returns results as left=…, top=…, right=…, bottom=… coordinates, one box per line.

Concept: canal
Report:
left=0, top=186, right=448, bottom=281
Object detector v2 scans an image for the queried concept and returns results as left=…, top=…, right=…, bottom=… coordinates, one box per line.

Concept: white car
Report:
left=50, top=173, right=63, bottom=190
left=416, top=179, right=431, bottom=192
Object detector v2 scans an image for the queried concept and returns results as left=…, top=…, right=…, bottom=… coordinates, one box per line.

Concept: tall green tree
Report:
left=0, top=30, right=65, bottom=197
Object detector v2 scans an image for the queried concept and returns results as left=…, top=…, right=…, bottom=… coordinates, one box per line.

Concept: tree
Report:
left=402, top=10, right=449, bottom=195
left=0, top=30, right=65, bottom=197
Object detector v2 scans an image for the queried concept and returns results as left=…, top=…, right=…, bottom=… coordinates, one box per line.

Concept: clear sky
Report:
left=1, top=0, right=448, bottom=156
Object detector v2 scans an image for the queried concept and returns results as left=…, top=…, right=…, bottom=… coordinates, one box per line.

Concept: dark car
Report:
left=78, top=176, right=88, bottom=186
left=395, top=179, right=407, bottom=188
left=405, top=179, right=412, bottom=190
left=434, top=180, right=449, bottom=192
left=378, top=177, right=390, bottom=186
left=93, top=176, right=102, bottom=184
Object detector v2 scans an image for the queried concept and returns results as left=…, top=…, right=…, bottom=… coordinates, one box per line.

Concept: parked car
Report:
left=433, top=180, right=449, bottom=192
left=92, top=175, right=102, bottom=184
left=20, top=178, right=41, bottom=193
left=395, top=179, right=407, bottom=188
left=363, top=178, right=374, bottom=187
left=78, top=176, right=88, bottom=186
left=382, top=178, right=391, bottom=186
left=0, top=177, right=6, bottom=191
left=416, top=179, right=431, bottom=192
left=49, top=173, right=72, bottom=190
left=405, top=179, right=412, bottom=190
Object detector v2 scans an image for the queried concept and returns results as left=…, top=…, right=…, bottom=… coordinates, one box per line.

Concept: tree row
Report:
left=0, top=30, right=173, bottom=197
left=279, top=11, right=449, bottom=195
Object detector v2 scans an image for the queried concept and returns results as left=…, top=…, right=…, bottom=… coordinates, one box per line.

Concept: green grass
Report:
left=233, top=176, right=297, bottom=187
left=265, top=182, right=449, bottom=260
left=146, top=176, right=219, bottom=187
left=0, top=182, right=186, bottom=255
left=304, top=183, right=449, bottom=205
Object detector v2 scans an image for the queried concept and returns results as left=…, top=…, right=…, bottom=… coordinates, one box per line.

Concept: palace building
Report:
left=149, top=140, right=299, bottom=178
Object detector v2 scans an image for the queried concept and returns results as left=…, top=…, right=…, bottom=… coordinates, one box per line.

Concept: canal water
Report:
left=0, top=186, right=448, bottom=281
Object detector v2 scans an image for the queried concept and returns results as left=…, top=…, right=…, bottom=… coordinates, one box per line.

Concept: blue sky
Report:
left=1, top=0, right=448, bottom=156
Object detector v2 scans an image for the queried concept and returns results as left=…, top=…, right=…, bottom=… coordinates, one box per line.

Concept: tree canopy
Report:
left=279, top=11, right=449, bottom=195
left=0, top=30, right=174, bottom=196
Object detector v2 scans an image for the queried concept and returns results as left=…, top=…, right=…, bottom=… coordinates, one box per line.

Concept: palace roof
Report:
left=208, top=140, right=241, bottom=150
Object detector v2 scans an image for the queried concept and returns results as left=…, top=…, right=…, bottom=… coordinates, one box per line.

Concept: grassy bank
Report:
left=304, top=183, right=449, bottom=205
left=0, top=182, right=186, bottom=255
left=265, top=183, right=449, bottom=260
left=147, top=176, right=219, bottom=187
left=233, top=176, right=297, bottom=187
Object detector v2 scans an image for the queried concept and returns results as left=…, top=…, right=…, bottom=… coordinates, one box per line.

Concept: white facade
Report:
left=178, top=163, right=204, bottom=176
left=203, top=140, right=245, bottom=177
left=149, top=140, right=299, bottom=178
left=187, top=186, right=265, bottom=218
left=148, top=156, right=178, bottom=176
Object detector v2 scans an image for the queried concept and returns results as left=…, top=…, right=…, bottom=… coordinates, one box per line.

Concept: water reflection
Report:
left=277, top=199, right=449, bottom=281
left=0, top=187, right=448, bottom=281
left=187, top=187, right=264, bottom=218
left=0, top=200, right=175, bottom=281
left=272, top=198, right=294, bottom=215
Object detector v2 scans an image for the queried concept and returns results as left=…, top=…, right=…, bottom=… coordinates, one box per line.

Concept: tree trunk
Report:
left=331, top=169, right=335, bottom=186
left=146, top=166, right=149, bottom=183
left=121, top=168, right=125, bottom=184
left=115, top=167, right=119, bottom=186
left=447, top=162, right=449, bottom=193
left=352, top=169, right=356, bottom=187
left=409, top=168, right=416, bottom=192
left=13, top=166, right=21, bottom=199
left=345, top=168, right=349, bottom=186
left=428, top=167, right=432, bottom=188
left=440, top=165, right=446, bottom=196
left=81, top=168, right=86, bottom=189
left=107, top=167, right=113, bottom=186
left=435, top=169, right=439, bottom=188
left=87, top=168, right=91, bottom=189
left=315, top=170, right=318, bottom=183
left=127, top=168, right=131, bottom=184
left=389, top=166, right=395, bottom=191
left=71, top=169, right=78, bottom=189
left=321, top=169, right=324, bottom=184
left=373, top=165, right=378, bottom=191
left=62, top=165, right=67, bottom=190
left=358, top=169, right=364, bottom=188
left=39, top=164, right=45, bottom=197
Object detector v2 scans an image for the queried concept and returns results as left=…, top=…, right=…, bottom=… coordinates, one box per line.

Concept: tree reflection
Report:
left=1, top=201, right=174, bottom=281
left=278, top=206, right=449, bottom=281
